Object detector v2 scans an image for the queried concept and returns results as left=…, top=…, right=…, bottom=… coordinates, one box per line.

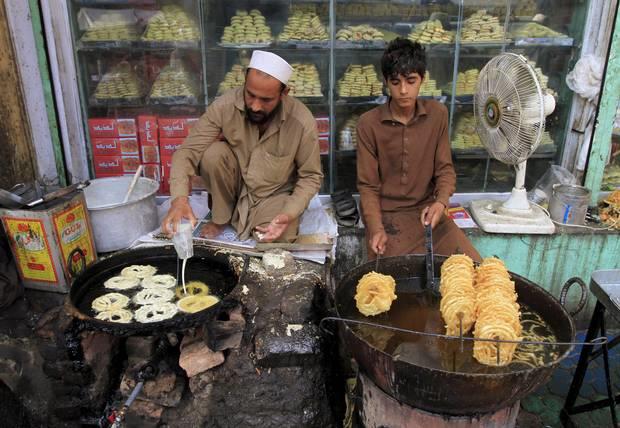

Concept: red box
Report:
left=138, top=115, right=158, bottom=145
left=159, top=138, right=184, bottom=157
left=315, top=116, right=329, bottom=134
left=88, top=118, right=137, bottom=138
left=158, top=117, right=199, bottom=138
left=93, top=155, right=141, bottom=176
left=159, top=156, right=174, bottom=195
left=319, top=136, right=329, bottom=155
left=91, top=138, right=139, bottom=156
left=142, top=163, right=161, bottom=183
left=141, top=145, right=160, bottom=163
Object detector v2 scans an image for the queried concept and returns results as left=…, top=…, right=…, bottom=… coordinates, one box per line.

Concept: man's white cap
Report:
left=248, top=50, right=293, bottom=85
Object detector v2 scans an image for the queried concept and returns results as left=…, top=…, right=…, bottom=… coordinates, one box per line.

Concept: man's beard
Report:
left=245, top=101, right=281, bottom=125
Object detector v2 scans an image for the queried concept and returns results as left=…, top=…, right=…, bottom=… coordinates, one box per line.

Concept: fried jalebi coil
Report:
left=104, top=275, right=141, bottom=290
left=473, top=257, right=522, bottom=366
left=439, top=254, right=476, bottom=336
left=134, top=302, right=178, bottom=323
left=175, top=281, right=209, bottom=299
left=141, top=274, right=177, bottom=288
left=91, top=292, right=130, bottom=312
left=133, top=288, right=175, bottom=305
left=95, top=308, right=133, bottom=323
left=354, top=271, right=397, bottom=316
left=177, top=295, right=219, bottom=313
left=121, top=264, right=157, bottom=279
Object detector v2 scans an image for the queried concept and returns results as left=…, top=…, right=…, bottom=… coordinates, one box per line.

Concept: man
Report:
left=162, top=51, right=323, bottom=242
left=356, top=38, right=481, bottom=261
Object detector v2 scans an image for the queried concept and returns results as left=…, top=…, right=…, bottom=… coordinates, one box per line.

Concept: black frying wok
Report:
left=336, top=254, right=576, bottom=415
left=67, top=246, right=245, bottom=336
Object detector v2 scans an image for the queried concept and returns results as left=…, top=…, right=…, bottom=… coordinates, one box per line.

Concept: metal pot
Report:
left=84, top=177, right=159, bottom=252
left=66, top=245, right=246, bottom=336
left=335, top=254, right=579, bottom=415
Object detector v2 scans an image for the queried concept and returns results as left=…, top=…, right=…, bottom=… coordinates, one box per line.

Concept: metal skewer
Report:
left=458, top=312, right=464, bottom=353
left=375, top=252, right=381, bottom=273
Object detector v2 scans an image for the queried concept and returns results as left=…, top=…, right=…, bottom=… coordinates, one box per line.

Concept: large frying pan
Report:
left=336, top=254, right=577, bottom=416
left=66, top=246, right=246, bottom=336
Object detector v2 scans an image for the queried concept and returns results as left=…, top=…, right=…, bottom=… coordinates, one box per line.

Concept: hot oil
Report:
left=77, top=256, right=233, bottom=318
left=351, top=291, right=564, bottom=374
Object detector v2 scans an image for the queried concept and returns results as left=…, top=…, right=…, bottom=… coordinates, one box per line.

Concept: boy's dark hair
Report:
left=381, top=38, right=426, bottom=81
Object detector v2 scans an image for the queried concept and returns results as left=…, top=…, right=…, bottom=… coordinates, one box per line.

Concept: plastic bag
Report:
left=566, top=55, right=604, bottom=102
left=527, top=165, right=577, bottom=205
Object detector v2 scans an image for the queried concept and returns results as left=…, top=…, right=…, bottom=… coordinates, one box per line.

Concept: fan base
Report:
left=469, top=199, right=555, bottom=234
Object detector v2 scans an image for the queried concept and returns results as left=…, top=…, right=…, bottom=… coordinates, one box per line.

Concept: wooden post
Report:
left=0, top=0, right=36, bottom=188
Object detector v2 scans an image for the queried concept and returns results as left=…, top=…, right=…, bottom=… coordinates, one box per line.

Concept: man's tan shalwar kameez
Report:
left=170, top=87, right=323, bottom=241
left=357, top=98, right=481, bottom=261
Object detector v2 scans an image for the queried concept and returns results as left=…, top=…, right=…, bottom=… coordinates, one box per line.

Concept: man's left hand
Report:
left=421, top=202, right=445, bottom=229
left=254, top=214, right=292, bottom=242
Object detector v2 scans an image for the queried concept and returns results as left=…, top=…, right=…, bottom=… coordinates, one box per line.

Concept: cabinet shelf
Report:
left=78, top=40, right=201, bottom=52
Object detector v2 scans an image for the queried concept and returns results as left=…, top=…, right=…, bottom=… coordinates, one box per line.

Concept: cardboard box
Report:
left=319, top=136, right=329, bottom=155
left=141, top=145, right=161, bottom=163
left=159, top=156, right=173, bottom=195
left=88, top=118, right=137, bottom=138
left=315, top=116, right=329, bottom=134
left=159, top=138, right=184, bottom=157
left=138, top=115, right=158, bottom=145
left=158, top=117, right=198, bottom=138
left=91, top=137, right=139, bottom=156
left=93, top=155, right=141, bottom=176
left=142, top=163, right=161, bottom=183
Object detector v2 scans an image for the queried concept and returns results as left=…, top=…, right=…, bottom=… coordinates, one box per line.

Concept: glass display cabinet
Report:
left=65, top=0, right=590, bottom=195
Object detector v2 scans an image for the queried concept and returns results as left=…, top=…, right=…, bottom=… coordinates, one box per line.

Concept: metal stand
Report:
left=561, top=271, right=620, bottom=427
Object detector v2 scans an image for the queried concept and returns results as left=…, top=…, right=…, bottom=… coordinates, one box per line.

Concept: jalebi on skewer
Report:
left=354, top=272, right=397, bottom=316
left=439, top=254, right=476, bottom=336
left=473, top=258, right=522, bottom=366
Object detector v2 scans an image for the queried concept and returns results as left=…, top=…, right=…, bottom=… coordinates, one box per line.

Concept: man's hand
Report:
left=369, top=230, right=388, bottom=256
left=421, top=202, right=445, bottom=229
left=162, top=197, right=197, bottom=235
left=254, top=214, right=291, bottom=243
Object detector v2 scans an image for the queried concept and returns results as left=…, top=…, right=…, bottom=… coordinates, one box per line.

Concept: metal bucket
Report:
left=548, top=184, right=590, bottom=225
left=84, top=177, right=159, bottom=252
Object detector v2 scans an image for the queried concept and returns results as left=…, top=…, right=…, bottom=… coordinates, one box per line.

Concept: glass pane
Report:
left=69, top=1, right=204, bottom=193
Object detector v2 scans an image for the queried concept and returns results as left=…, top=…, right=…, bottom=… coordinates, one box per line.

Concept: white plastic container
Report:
left=84, top=177, right=159, bottom=252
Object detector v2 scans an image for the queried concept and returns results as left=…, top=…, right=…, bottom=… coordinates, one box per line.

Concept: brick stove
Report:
left=0, top=251, right=337, bottom=427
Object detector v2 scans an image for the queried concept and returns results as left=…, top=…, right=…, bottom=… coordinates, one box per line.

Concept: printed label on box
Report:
left=315, top=116, right=329, bottom=134
left=88, top=118, right=137, bottom=138
left=319, top=136, right=329, bottom=155
left=138, top=115, right=158, bottom=145
left=2, top=217, right=58, bottom=283
left=142, top=163, right=161, bottom=182
left=159, top=138, right=184, bottom=157
left=141, top=145, right=160, bottom=163
left=93, top=155, right=140, bottom=175
left=52, top=202, right=96, bottom=278
left=158, top=118, right=198, bottom=138
left=120, top=137, right=139, bottom=155
left=91, top=138, right=120, bottom=156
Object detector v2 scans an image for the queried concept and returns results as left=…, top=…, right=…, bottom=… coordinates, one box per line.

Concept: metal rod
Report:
left=458, top=312, right=464, bottom=353
left=375, top=252, right=380, bottom=273
left=320, top=316, right=609, bottom=347
left=496, top=336, right=501, bottom=366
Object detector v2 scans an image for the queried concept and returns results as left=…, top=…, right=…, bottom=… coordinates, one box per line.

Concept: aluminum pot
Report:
left=84, top=177, right=159, bottom=252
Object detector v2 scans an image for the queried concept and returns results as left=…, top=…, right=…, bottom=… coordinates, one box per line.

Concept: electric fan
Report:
left=469, top=53, right=556, bottom=234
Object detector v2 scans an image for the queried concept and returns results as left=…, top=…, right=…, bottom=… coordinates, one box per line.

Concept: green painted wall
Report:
left=470, top=231, right=620, bottom=325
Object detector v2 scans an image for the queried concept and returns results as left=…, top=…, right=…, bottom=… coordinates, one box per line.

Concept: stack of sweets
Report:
left=336, top=25, right=384, bottom=41
left=451, top=114, right=483, bottom=150
left=407, top=20, right=454, bottom=44
left=461, top=10, right=505, bottom=42
left=94, top=63, right=145, bottom=100
left=339, top=114, right=360, bottom=150
left=220, top=10, right=272, bottom=44
left=338, top=65, right=383, bottom=97
left=454, top=69, right=479, bottom=95
left=150, top=62, right=199, bottom=100
left=218, top=64, right=246, bottom=94
left=142, top=5, right=199, bottom=42
left=418, top=71, right=442, bottom=97
left=288, top=63, right=323, bottom=97
left=81, top=11, right=140, bottom=42
left=278, top=11, right=329, bottom=42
